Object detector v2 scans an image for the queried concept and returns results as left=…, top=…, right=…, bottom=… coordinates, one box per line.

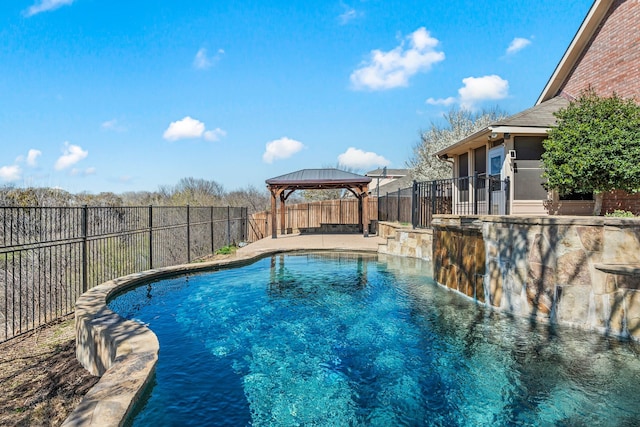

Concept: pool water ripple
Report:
left=108, top=253, right=640, bottom=426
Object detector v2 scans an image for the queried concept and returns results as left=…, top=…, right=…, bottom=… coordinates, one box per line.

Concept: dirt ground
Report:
left=0, top=253, right=238, bottom=426
left=0, top=315, right=99, bottom=427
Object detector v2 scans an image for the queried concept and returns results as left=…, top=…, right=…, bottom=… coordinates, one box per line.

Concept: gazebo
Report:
left=265, top=169, right=372, bottom=238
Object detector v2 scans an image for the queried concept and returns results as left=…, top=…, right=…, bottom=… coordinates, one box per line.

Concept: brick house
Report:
left=435, top=0, right=640, bottom=215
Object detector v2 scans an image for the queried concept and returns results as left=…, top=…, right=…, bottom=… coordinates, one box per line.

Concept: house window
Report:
left=513, top=136, right=548, bottom=200
left=458, top=153, right=469, bottom=202
left=474, top=146, right=487, bottom=201
left=474, top=146, right=487, bottom=175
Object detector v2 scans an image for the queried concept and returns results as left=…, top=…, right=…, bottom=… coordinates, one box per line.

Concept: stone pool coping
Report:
left=63, top=234, right=383, bottom=427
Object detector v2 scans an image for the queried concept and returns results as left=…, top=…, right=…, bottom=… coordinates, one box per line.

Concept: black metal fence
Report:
left=378, top=175, right=510, bottom=228
left=0, top=205, right=248, bottom=343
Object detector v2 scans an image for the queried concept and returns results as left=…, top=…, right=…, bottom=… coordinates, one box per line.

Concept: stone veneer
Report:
left=377, top=222, right=433, bottom=262
left=432, top=215, right=640, bottom=341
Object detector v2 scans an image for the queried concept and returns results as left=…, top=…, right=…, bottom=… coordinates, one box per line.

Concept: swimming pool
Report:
left=109, top=252, right=640, bottom=426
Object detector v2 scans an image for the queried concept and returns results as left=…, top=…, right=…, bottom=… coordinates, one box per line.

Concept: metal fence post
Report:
left=488, top=180, right=493, bottom=215
left=242, top=207, right=247, bottom=241
left=431, top=181, right=437, bottom=217
left=411, top=180, right=418, bottom=229
left=505, top=177, right=511, bottom=215
left=385, top=192, right=389, bottom=221
left=210, top=206, right=215, bottom=253
left=473, top=172, right=478, bottom=215
left=82, top=205, right=88, bottom=292
left=149, top=205, right=153, bottom=269
left=186, top=205, right=191, bottom=263
left=227, top=205, right=231, bottom=247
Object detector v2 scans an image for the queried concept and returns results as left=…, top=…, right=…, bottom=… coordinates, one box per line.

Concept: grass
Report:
left=215, top=244, right=237, bottom=255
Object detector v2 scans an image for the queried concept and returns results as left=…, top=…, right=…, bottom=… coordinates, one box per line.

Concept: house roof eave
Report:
left=488, top=126, right=550, bottom=134
left=434, top=127, right=492, bottom=158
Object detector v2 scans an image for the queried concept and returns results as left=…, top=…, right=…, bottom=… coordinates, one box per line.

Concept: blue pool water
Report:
left=109, top=253, right=640, bottom=426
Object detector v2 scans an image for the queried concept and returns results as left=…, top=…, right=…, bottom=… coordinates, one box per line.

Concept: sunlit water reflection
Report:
left=109, top=253, right=640, bottom=426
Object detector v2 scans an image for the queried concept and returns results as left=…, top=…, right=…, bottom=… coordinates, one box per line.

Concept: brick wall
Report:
left=602, top=190, right=640, bottom=215
left=560, top=0, right=640, bottom=100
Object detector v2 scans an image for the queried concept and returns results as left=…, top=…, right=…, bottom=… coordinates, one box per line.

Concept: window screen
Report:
left=458, top=153, right=469, bottom=202
left=513, top=136, right=546, bottom=200
left=474, top=146, right=486, bottom=175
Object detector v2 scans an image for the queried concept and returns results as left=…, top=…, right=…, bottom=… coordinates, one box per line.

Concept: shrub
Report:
left=605, top=210, right=636, bottom=218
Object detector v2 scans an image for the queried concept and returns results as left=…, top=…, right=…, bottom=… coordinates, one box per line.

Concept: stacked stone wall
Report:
left=432, top=215, right=640, bottom=341
left=377, top=222, right=433, bottom=261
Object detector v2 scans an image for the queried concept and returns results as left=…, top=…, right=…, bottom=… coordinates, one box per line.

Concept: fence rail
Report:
left=379, top=175, right=510, bottom=228
left=0, top=205, right=248, bottom=343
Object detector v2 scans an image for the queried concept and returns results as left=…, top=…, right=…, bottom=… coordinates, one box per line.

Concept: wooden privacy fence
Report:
left=248, top=198, right=379, bottom=241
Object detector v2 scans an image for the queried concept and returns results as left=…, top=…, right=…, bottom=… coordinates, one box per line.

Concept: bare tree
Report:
left=224, top=185, right=270, bottom=213
left=407, top=107, right=508, bottom=181
left=301, top=164, right=362, bottom=201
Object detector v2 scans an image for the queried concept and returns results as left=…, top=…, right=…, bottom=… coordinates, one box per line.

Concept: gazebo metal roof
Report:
left=266, top=168, right=371, bottom=188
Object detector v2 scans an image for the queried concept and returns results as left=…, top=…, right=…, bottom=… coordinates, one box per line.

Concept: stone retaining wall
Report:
left=377, top=222, right=433, bottom=261
left=432, top=215, right=640, bottom=341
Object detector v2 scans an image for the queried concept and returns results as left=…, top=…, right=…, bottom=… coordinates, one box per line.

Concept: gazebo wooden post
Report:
left=361, top=185, right=369, bottom=237
left=269, top=186, right=279, bottom=238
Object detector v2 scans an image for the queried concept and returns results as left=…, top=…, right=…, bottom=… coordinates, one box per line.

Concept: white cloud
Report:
left=203, top=128, right=227, bottom=142
left=0, top=165, right=21, bottom=182
left=262, top=137, right=305, bottom=163
left=337, top=147, right=390, bottom=170
left=426, top=97, right=457, bottom=107
left=424, top=75, right=509, bottom=110
left=193, top=48, right=224, bottom=70
left=55, top=142, right=88, bottom=171
left=26, top=149, right=42, bottom=167
left=338, top=5, right=361, bottom=25
left=506, top=37, right=532, bottom=55
left=163, top=116, right=205, bottom=141
left=350, top=27, right=445, bottom=91
left=458, top=75, right=509, bottom=110
left=71, top=167, right=96, bottom=176
left=101, top=119, right=126, bottom=132
left=24, top=0, right=74, bottom=17
left=163, top=116, right=226, bottom=142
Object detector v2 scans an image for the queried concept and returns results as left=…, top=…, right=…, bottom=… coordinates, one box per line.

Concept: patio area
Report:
left=237, top=232, right=385, bottom=257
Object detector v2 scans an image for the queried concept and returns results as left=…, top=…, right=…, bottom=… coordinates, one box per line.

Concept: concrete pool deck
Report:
left=63, top=233, right=385, bottom=427
left=236, top=232, right=385, bottom=256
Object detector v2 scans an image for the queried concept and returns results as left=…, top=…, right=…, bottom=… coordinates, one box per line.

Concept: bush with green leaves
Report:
left=542, top=90, right=640, bottom=215
left=605, top=210, right=636, bottom=218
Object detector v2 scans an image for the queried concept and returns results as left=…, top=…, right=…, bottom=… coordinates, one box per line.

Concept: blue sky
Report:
left=1, top=0, right=593, bottom=194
